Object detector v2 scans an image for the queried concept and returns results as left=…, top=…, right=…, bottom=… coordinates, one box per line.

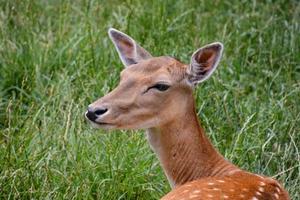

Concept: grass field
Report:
left=0, top=0, right=299, bottom=199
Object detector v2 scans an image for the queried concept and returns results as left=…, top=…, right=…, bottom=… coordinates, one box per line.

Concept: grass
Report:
left=0, top=0, right=299, bottom=199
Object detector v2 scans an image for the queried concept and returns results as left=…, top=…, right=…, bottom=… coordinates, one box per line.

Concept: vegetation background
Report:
left=0, top=0, right=299, bottom=199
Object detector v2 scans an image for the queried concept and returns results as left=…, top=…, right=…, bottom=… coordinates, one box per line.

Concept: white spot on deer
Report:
left=229, top=189, right=235, bottom=192
left=258, top=187, right=264, bottom=192
left=274, top=193, right=279, bottom=199
left=275, top=187, right=281, bottom=193
left=212, top=188, right=220, bottom=191
left=217, top=180, right=225, bottom=183
left=242, top=188, right=249, bottom=192
left=183, top=190, right=189, bottom=193
left=192, top=190, right=201, bottom=194
left=251, top=197, right=259, bottom=200
left=274, top=181, right=281, bottom=188
left=189, top=194, right=199, bottom=199
left=255, top=191, right=262, bottom=196
left=259, top=181, right=266, bottom=186
left=223, top=195, right=229, bottom=199
left=240, top=194, right=245, bottom=198
left=206, top=194, right=213, bottom=198
left=207, top=182, right=214, bottom=185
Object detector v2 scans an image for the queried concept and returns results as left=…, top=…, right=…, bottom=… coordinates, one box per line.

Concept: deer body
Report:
left=85, top=28, right=290, bottom=199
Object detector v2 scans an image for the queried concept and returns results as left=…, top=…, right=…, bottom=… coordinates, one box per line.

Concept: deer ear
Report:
left=108, top=28, right=152, bottom=67
left=187, top=42, right=223, bottom=85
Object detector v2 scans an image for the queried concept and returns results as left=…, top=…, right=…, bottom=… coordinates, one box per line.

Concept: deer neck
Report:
left=146, top=98, right=239, bottom=188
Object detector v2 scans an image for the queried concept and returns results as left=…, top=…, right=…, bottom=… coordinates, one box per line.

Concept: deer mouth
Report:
left=94, top=121, right=111, bottom=125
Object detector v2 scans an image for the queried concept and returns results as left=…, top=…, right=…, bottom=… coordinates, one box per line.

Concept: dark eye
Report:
left=151, top=83, right=170, bottom=91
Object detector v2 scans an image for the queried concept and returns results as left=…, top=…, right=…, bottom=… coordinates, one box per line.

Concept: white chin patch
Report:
left=90, top=122, right=102, bottom=129
left=88, top=121, right=115, bottom=130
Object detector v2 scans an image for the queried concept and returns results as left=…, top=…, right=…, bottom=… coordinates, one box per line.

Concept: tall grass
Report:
left=0, top=0, right=299, bottom=199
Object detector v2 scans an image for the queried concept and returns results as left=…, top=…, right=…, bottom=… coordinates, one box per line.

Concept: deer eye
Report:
left=150, top=83, right=170, bottom=91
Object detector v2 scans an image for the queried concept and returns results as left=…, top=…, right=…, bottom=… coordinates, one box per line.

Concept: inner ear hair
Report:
left=108, top=28, right=152, bottom=67
left=188, top=42, right=223, bottom=85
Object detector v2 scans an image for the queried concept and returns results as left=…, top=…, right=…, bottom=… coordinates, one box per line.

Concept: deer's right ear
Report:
left=108, top=28, right=152, bottom=67
left=187, top=42, right=223, bottom=85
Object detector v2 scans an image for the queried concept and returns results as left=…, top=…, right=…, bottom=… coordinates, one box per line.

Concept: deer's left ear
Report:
left=187, top=42, right=223, bottom=85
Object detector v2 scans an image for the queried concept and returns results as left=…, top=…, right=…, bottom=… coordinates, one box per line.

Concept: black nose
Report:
left=86, top=107, right=108, bottom=122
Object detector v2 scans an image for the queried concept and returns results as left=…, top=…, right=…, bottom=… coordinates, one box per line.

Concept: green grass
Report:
left=0, top=0, right=299, bottom=199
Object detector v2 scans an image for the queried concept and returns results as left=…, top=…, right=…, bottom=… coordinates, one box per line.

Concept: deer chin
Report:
left=89, top=121, right=116, bottom=130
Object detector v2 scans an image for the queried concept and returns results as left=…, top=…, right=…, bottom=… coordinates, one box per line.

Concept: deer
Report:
left=85, top=28, right=290, bottom=200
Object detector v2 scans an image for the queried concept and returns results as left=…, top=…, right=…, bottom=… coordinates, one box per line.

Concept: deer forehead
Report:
left=120, top=56, right=187, bottom=83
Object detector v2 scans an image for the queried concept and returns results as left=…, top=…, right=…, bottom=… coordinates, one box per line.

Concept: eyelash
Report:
left=149, top=83, right=170, bottom=92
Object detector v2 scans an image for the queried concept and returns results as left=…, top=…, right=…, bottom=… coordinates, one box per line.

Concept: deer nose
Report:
left=86, top=107, right=108, bottom=121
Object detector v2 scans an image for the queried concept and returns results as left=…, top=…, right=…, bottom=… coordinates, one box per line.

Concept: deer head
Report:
left=85, top=28, right=223, bottom=130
